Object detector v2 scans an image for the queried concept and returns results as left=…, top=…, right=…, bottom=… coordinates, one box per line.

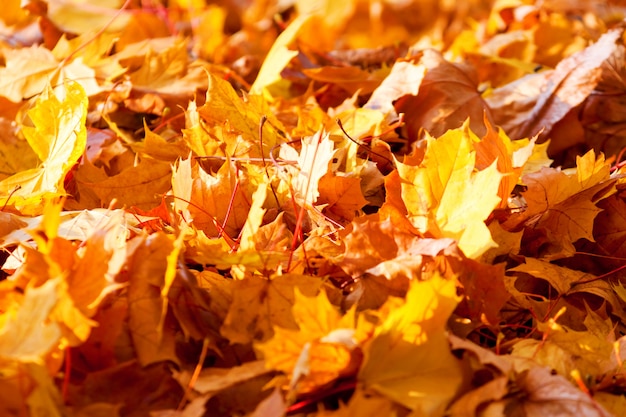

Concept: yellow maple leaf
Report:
left=392, top=121, right=503, bottom=258
left=254, top=288, right=359, bottom=394
left=512, top=311, right=614, bottom=379
left=250, top=14, right=312, bottom=97
left=46, top=0, right=130, bottom=35
left=0, top=82, right=87, bottom=214
left=194, top=73, right=287, bottom=159
left=358, top=274, right=463, bottom=414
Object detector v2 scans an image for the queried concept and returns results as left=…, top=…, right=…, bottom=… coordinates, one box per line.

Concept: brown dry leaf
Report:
left=247, top=387, right=286, bottom=417
left=178, top=360, right=272, bottom=395
left=67, top=361, right=183, bottom=417
left=453, top=259, right=510, bottom=326
left=316, top=388, right=398, bottom=417
left=502, top=150, right=615, bottom=257
left=394, top=49, right=494, bottom=140
left=126, top=232, right=180, bottom=367
left=593, top=193, right=626, bottom=267
left=340, top=213, right=455, bottom=280
left=488, top=25, right=625, bottom=142
left=448, top=376, right=509, bottom=417
left=503, top=367, right=613, bottom=417
left=317, top=174, right=368, bottom=223
left=72, top=157, right=172, bottom=210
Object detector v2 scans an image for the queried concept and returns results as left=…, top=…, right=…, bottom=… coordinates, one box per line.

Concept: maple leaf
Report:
left=504, top=367, right=613, bottom=417
left=250, top=14, right=312, bottom=97
left=125, top=232, right=180, bottom=367
left=279, top=130, right=335, bottom=208
left=390, top=121, right=503, bottom=258
left=502, top=150, right=616, bottom=258
left=488, top=24, right=625, bottom=143
left=194, top=73, right=287, bottom=159
left=0, top=45, right=99, bottom=102
left=394, top=49, right=495, bottom=139
left=221, top=273, right=323, bottom=344
left=254, top=288, right=359, bottom=394
left=172, top=156, right=253, bottom=238
left=0, top=82, right=87, bottom=214
left=317, top=173, right=368, bottom=223
left=72, top=156, right=172, bottom=210
left=124, top=37, right=207, bottom=96
left=3, top=2, right=626, bottom=416
left=0, top=278, right=61, bottom=362
left=358, top=274, right=463, bottom=414
left=512, top=309, right=615, bottom=379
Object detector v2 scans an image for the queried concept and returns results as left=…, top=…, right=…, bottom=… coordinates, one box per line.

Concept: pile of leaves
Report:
left=2, top=0, right=626, bottom=416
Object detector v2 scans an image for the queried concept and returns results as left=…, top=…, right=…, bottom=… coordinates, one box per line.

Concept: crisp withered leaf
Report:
left=394, top=49, right=494, bottom=140
left=72, top=156, right=172, bottom=210
left=448, top=376, right=509, bottom=417
left=488, top=25, right=625, bottom=142
left=504, top=367, right=613, bottom=417
left=126, top=232, right=180, bottom=367
left=317, top=174, right=368, bottom=223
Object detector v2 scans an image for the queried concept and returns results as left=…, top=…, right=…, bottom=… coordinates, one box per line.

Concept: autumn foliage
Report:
left=2, top=0, right=626, bottom=416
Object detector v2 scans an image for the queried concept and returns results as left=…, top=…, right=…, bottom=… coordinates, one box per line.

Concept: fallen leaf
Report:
left=391, top=121, right=503, bottom=258
left=358, top=274, right=463, bottom=414
left=0, top=82, right=87, bottom=214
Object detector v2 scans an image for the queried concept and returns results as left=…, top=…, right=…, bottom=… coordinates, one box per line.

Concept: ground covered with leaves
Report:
left=2, top=0, right=626, bottom=416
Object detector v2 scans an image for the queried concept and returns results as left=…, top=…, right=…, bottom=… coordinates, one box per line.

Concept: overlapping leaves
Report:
left=1, top=1, right=626, bottom=417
